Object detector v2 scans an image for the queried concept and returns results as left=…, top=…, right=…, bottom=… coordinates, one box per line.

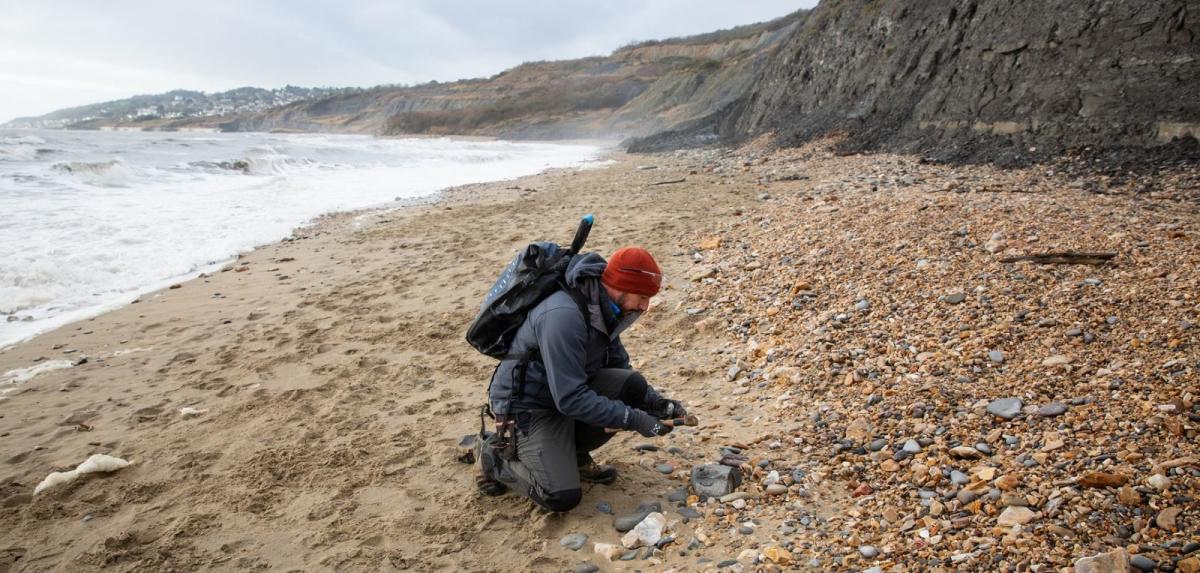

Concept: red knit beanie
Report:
left=601, top=247, right=662, bottom=296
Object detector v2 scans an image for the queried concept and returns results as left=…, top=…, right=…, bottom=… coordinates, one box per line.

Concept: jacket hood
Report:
left=565, top=252, right=606, bottom=288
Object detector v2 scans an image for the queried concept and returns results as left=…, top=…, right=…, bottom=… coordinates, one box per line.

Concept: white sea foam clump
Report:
left=2, top=360, right=76, bottom=386
left=33, top=454, right=132, bottom=494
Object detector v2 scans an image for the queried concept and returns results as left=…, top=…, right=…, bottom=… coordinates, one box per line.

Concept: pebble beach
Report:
left=1, top=138, right=1197, bottom=572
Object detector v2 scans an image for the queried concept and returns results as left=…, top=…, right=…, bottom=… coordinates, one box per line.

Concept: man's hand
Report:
left=629, top=410, right=673, bottom=437
left=648, top=398, right=687, bottom=420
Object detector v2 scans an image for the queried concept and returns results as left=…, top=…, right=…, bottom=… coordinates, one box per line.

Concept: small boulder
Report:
left=691, top=464, right=742, bottom=499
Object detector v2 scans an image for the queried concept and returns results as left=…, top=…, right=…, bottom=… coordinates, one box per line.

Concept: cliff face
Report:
left=632, top=0, right=1200, bottom=162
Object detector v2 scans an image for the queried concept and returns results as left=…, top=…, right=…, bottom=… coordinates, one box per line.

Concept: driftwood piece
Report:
left=999, top=252, right=1117, bottom=265
left=650, top=178, right=686, bottom=186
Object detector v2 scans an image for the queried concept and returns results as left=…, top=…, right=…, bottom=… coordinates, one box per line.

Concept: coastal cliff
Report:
left=630, top=0, right=1200, bottom=162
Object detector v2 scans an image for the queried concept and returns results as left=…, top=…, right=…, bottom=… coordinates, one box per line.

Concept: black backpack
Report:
left=465, top=215, right=594, bottom=359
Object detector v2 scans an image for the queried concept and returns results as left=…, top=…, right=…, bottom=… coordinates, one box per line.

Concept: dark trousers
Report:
left=488, top=368, right=648, bottom=512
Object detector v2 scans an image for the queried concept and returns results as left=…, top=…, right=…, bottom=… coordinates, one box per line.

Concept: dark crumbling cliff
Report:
left=630, top=0, right=1200, bottom=163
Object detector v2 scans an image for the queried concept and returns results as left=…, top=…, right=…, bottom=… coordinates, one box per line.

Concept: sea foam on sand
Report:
left=34, top=454, right=132, bottom=494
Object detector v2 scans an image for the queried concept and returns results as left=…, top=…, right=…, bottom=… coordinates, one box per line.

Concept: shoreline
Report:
left=1, top=141, right=1196, bottom=571
left=0, top=134, right=613, bottom=353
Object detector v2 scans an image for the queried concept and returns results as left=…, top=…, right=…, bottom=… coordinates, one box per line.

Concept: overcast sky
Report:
left=0, top=1, right=817, bottom=122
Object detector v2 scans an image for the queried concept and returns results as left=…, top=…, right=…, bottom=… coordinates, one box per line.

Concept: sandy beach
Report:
left=2, top=141, right=1198, bottom=572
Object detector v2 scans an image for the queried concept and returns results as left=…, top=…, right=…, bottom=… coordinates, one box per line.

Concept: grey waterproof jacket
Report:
left=488, top=253, right=662, bottom=429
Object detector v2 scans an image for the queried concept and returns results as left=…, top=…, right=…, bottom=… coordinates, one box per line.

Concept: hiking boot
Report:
left=579, top=462, right=618, bottom=485
left=474, top=433, right=508, bottom=496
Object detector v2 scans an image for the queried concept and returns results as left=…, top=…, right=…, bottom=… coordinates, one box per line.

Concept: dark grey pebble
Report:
left=596, top=502, right=612, bottom=514
left=791, top=468, right=806, bottom=482
left=944, top=293, right=966, bottom=304
left=677, top=507, right=702, bottom=520
left=574, top=564, right=599, bottom=573
left=975, top=443, right=993, bottom=455
left=717, top=560, right=738, bottom=569
left=657, top=464, right=675, bottom=474
left=614, top=501, right=662, bottom=532
left=868, top=438, right=888, bottom=451
left=1037, top=403, right=1068, bottom=417
left=957, top=490, right=977, bottom=504
left=1066, top=328, right=1083, bottom=337
left=620, top=550, right=639, bottom=561
left=1183, top=542, right=1200, bottom=555
left=667, top=446, right=685, bottom=455
left=738, top=525, right=754, bottom=535
left=634, top=444, right=659, bottom=452
left=950, top=470, right=969, bottom=485
left=1129, top=555, right=1156, bottom=572
left=667, top=487, right=688, bottom=503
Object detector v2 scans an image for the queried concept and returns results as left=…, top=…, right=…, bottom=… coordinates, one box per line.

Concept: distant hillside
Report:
left=3, top=86, right=361, bottom=130
left=630, top=0, right=1200, bottom=163
left=217, top=10, right=807, bottom=140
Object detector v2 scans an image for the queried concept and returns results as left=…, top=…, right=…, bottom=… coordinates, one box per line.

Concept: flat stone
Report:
left=1042, top=354, right=1072, bottom=366
left=656, top=464, right=674, bottom=474
left=667, top=487, right=689, bottom=503
left=574, top=564, right=600, bottom=573
left=691, top=464, right=743, bottom=498
left=1037, top=402, right=1068, bottom=417
left=950, top=446, right=984, bottom=459
left=867, top=438, right=888, bottom=452
left=988, top=350, right=1005, bottom=363
left=944, top=292, right=966, bottom=304
left=950, top=470, right=969, bottom=485
left=997, top=506, right=1037, bottom=526
left=903, top=439, right=921, bottom=454
left=560, top=533, right=588, bottom=551
left=1075, top=548, right=1130, bottom=573
left=859, top=545, right=879, bottom=558
left=596, top=502, right=613, bottom=514
left=987, top=397, right=1023, bottom=419
left=720, top=491, right=750, bottom=503
left=766, top=484, right=788, bottom=496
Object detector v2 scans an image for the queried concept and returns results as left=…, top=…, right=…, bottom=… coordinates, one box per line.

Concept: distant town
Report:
left=4, top=85, right=361, bottom=129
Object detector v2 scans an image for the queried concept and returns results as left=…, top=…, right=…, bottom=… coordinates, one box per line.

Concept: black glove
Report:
left=648, top=398, right=687, bottom=420
left=628, top=410, right=673, bottom=437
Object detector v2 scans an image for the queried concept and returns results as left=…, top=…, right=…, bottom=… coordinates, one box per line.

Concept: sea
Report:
left=0, top=129, right=604, bottom=349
